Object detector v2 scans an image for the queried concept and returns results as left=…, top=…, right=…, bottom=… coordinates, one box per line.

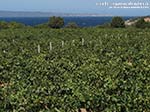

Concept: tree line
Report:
left=0, top=16, right=150, bottom=29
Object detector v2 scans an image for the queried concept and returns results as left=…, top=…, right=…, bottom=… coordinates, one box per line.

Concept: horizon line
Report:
left=0, top=10, right=149, bottom=17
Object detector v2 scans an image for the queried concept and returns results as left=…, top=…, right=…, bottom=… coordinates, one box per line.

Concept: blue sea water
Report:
left=0, top=17, right=135, bottom=27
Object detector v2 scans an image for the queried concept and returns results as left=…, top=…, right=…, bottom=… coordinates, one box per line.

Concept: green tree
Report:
left=135, top=18, right=148, bottom=28
left=0, top=21, right=8, bottom=29
left=111, top=17, right=125, bottom=28
left=65, top=22, right=79, bottom=28
left=49, top=16, right=64, bottom=28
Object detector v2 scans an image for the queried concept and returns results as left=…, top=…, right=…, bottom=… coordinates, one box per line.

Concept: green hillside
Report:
left=125, top=16, right=150, bottom=26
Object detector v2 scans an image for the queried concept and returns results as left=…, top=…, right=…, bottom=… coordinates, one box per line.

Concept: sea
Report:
left=0, top=17, right=135, bottom=27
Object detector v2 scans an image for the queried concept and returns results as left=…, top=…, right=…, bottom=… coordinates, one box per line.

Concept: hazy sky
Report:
left=0, top=0, right=150, bottom=16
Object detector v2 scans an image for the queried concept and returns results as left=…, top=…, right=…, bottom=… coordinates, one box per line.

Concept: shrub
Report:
left=49, top=16, right=64, bottom=29
left=8, top=22, right=25, bottom=29
left=111, top=17, right=125, bottom=28
left=135, top=18, right=150, bottom=28
left=0, top=21, right=8, bottom=29
left=0, top=21, right=25, bottom=29
left=97, top=23, right=111, bottom=28
left=65, top=22, right=79, bottom=28
left=34, top=23, right=49, bottom=28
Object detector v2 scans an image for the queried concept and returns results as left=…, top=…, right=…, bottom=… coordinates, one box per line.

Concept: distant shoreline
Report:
left=0, top=10, right=145, bottom=17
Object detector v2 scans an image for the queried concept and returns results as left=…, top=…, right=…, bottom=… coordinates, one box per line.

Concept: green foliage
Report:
left=111, top=17, right=125, bottom=28
left=65, top=22, right=79, bottom=28
left=135, top=18, right=150, bottom=28
left=0, top=21, right=8, bottom=29
left=0, top=21, right=25, bottom=29
left=0, top=28, right=150, bottom=111
left=34, top=23, right=49, bottom=28
left=49, top=16, right=64, bottom=29
left=8, top=22, right=25, bottom=29
left=97, top=23, right=111, bottom=28
left=135, top=18, right=146, bottom=28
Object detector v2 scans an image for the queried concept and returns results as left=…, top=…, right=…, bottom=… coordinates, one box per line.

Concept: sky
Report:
left=0, top=0, right=150, bottom=16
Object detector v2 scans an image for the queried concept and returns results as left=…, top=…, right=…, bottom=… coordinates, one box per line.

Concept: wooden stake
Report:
left=80, top=108, right=87, bottom=112
left=82, top=38, right=84, bottom=46
left=62, top=41, right=64, bottom=48
left=49, top=42, right=52, bottom=52
left=38, top=44, right=40, bottom=53
left=72, top=40, right=75, bottom=46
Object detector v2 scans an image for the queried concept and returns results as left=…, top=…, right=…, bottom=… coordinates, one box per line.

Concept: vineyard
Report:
left=0, top=28, right=150, bottom=111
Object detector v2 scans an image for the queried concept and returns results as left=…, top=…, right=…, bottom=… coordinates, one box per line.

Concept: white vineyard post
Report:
left=3, top=50, right=6, bottom=53
left=82, top=38, right=84, bottom=46
left=38, top=44, right=40, bottom=53
left=72, top=40, right=75, bottom=46
left=90, top=41, right=92, bottom=45
left=12, top=39, right=15, bottom=43
left=62, top=41, right=64, bottom=48
left=49, top=42, right=52, bottom=52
